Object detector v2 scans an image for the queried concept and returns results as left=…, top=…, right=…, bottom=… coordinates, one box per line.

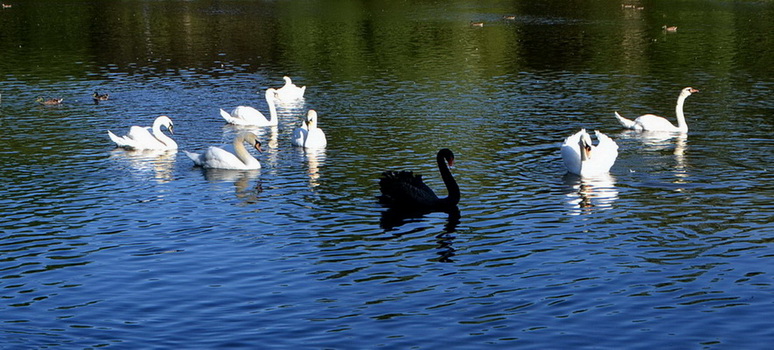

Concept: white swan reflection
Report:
left=302, top=147, right=325, bottom=188
left=563, top=173, right=618, bottom=215
left=618, top=130, right=690, bottom=190
left=201, top=168, right=263, bottom=204
left=110, top=149, right=176, bottom=183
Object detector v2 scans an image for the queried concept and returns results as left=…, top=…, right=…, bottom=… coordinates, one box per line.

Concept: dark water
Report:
left=1, top=0, right=772, bottom=348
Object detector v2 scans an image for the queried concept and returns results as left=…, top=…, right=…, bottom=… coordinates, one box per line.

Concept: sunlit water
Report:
left=1, top=0, right=772, bottom=348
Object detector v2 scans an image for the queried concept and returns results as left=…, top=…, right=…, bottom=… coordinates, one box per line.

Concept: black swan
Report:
left=378, top=148, right=460, bottom=211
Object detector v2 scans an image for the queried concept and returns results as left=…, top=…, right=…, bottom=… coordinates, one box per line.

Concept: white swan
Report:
left=219, top=88, right=279, bottom=126
left=274, top=76, right=305, bottom=102
left=108, top=115, right=178, bottom=150
left=561, top=129, right=618, bottom=177
left=614, top=87, right=699, bottom=133
left=184, top=132, right=262, bottom=170
left=292, top=110, right=327, bottom=149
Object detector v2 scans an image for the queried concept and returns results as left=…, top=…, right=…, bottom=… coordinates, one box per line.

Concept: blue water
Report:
left=1, top=0, right=773, bottom=348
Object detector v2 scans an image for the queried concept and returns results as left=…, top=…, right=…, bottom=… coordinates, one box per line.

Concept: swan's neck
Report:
left=579, top=139, right=590, bottom=162
left=265, top=91, right=277, bottom=122
left=437, top=154, right=460, bottom=206
left=233, top=136, right=258, bottom=166
left=152, top=119, right=177, bottom=148
left=674, top=94, right=689, bottom=132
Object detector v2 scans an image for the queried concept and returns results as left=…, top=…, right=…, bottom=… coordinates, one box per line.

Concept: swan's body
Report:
left=108, top=115, right=178, bottom=150
left=292, top=110, right=327, bottom=149
left=184, top=132, right=262, bottom=170
left=274, top=76, right=305, bottom=102
left=561, top=129, right=618, bottom=177
left=379, top=149, right=460, bottom=211
left=220, top=88, right=279, bottom=126
left=614, top=87, right=698, bottom=133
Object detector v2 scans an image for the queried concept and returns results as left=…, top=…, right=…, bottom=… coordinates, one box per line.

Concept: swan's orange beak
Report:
left=254, top=141, right=263, bottom=153
left=690, top=88, right=699, bottom=93
left=584, top=145, right=592, bottom=159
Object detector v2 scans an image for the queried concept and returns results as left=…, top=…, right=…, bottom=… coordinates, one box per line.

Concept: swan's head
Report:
left=306, top=110, right=318, bottom=128
left=681, top=87, right=699, bottom=97
left=265, top=88, right=279, bottom=100
left=241, top=132, right=263, bottom=153
left=438, top=148, right=455, bottom=167
left=157, top=115, right=174, bottom=134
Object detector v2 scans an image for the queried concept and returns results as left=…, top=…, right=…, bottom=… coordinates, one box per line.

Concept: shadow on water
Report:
left=379, top=206, right=461, bottom=262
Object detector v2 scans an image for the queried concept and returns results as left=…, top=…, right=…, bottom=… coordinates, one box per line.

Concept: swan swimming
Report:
left=291, top=110, right=327, bottom=149
left=561, top=129, right=618, bottom=177
left=184, top=132, right=262, bottom=170
left=274, top=76, right=305, bottom=102
left=219, top=88, right=279, bottom=126
left=614, top=87, right=698, bottom=133
left=378, top=149, right=460, bottom=211
left=108, top=115, right=178, bottom=150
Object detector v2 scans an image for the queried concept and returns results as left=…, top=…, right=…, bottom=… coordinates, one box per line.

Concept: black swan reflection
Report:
left=378, top=148, right=460, bottom=212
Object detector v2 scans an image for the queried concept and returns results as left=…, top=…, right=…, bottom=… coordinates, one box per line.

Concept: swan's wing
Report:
left=108, top=130, right=134, bottom=148
left=275, top=84, right=305, bottom=101
left=593, top=131, right=619, bottom=172
left=560, top=131, right=583, bottom=175
left=116, top=126, right=164, bottom=149
left=561, top=143, right=582, bottom=175
left=231, top=106, right=270, bottom=126
left=379, top=171, right=437, bottom=206
left=594, top=131, right=619, bottom=152
left=202, top=146, right=242, bottom=169
left=633, top=114, right=678, bottom=132
left=303, top=129, right=327, bottom=149
left=291, top=126, right=308, bottom=147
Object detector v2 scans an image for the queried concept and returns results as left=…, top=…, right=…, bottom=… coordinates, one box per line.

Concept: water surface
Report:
left=1, top=0, right=772, bottom=348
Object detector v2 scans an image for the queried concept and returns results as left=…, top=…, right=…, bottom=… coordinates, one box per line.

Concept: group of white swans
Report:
left=109, top=83, right=697, bottom=211
left=561, top=87, right=698, bottom=178
left=108, top=76, right=327, bottom=170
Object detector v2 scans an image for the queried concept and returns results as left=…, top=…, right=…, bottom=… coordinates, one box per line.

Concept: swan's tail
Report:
left=107, top=130, right=130, bottom=148
left=219, top=109, right=236, bottom=124
left=183, top=150, right=203, bottom=167
left=614, top=111, right=636, bottom=129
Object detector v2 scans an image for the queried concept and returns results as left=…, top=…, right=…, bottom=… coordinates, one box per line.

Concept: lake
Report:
left=1, top=0, right=772, bottom=348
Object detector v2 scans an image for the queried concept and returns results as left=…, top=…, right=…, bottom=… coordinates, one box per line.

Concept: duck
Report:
left=108, top=115, right=178, bottom=150
left=274, top=76, right=305, bottom=102
left=93, top=91, right=109, bottom=102
left=291, top=110, right=327, bottom=149
left=36, top=97, right=63, bottom=105
left=184, top=132, right=262, bottom=170
left=219, top=88, right=279, bottom=126
left=662, top=25, right=678, bottom=32
left=470, top=21, right=484, bottom=27
left=561, top=129, right=618, bottom=177
left=614, top=87, right=699, bottom=133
